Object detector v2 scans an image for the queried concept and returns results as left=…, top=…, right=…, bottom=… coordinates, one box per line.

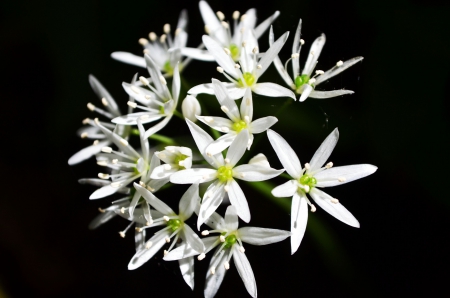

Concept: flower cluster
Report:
left=69, top=1, right=376, bottom=297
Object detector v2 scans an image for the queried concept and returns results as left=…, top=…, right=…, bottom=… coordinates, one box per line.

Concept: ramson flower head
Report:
left=267, top=128, right=377, bottom=254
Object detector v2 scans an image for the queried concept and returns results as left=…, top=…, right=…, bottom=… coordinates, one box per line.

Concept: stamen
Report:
left=210, top=267, right=216, bottom=275
left=174, top=28, right=181, bottom=36
left=224, top=158, right=230, bottom=164
left=158, top=152, right=166, bottom=159
left=149, top=32, right=157, bottom=41
left=202, top=230, right=209, bottom=236
left=224, top=48, right=231, bottom=55
left=160, top=34, right=167, bottom=43
left=221, top=21, right=229, bottom=29
left=130, top=86, right=140, bottom=94
left=304, top=163, right=310, bottom=170
left=163, top=250, right=168, bottom=256
left=240, top=14, right=247, bottom=21
left=163, top=23, right=170, bottom=34
left=221, top=127, right=230, bottom=132
left=112, top=159, right=118, bottom=164
left=101, top=97, right=108, bottom=106
left=120, top=207, right=126, bottom=214
left=178, top=160, right=184, bottom=166
left=221, top=105, right=229, bottom=113
left=220, top=235, right=226, bottom=242
left=242, top=41, right=246, bottom=47
left=216, top=66, right=224, bottom=73
left=257, top=64, right=262, bottom=69
left=147, top=186, right=155, bottom=192
left=119, top=138, right=129, bottom=146
left=240, top=173, right=245, bottom=178
left=101, top=147, right=112, bottom=153
left=300, top=39, right=305, bottom=45
left=145, top=241, right=153, bottom=249
left=252, top=47, right=258, bottom=54
left=163, top=216, right=170, bottom=222
left=239, top=246, right=245, bottom=253
left=98, top=173, right=109, bottom=179
left=138, top=38, right=149, bottom=46
left=159, top=76, right=167, bottom=85
left=198, top=253, right=206, bottom=261
left=224, top=185, right=229, bottom=192
left=304, top=185, right=310, bottom=192
left=233, top=11, right=240, bottom=20
left=224, top=262, right=230, bottom=270
left=139, top=76, right=149, bottom=85
left=143, top=49, right=149, bottom=54
left=97, top=160, right=108, bottom=166
left=308, top=78, right=316, bottom=85
left=244, top=115, right=250, bottom=123
left=338, top=177, right=346, bottom=182
left=291, top=53, right=300, bottom=59
left=111, top=182, right=122, bottom=188
left=93, top=140, right=99, bottom=145
left=98, top=207, right=105, bottom=213
left=127, top=101, right=137, bottom=108
left=315, top=70, right=325, bottom=75
left=326, top=162, right=333, bottom=168
left=140, top=115, right=150, bottom=121
left=119, top=231, right=125, bottom=238
left=205, top=116, right=214, bottom=123
left=81, top=132, right=88, bottom=138
left=310, top=204, right=316, bottom=212
left=204, top=25, right=210, bottom=34
left=336, top=60, right=343, bottom=67
left=135, top=227, right=143, bottom=232
left=87, top=103, right=95, bottom=111
left=330, top=198, right=339, bottom=204
left=234, top=63, right=240, bottom=69
left=82, top=118, right=90, bottom=125
left=145, top=95, right=151, bottom=100
left=216, top=11, right=225, bottom=21
left=165, top=237, right=170, bottom=243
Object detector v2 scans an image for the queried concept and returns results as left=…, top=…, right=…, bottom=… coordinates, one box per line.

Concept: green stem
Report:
left=173, top=109, right=184, bottom=120
left=148, top=133, right=177, bottom=145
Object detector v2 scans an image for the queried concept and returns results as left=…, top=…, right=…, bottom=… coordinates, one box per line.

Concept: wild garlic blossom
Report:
left=189, top=29, right=296, bottom=100
left=113, top=54, right=180, bottom=139
left=181, top=1, right=279, bottom=63
left=170, top=120, right=283, bottom=226
left=164, top=206, right=290, bottom=298
left=111, top=10, right=193, bottom=76
left=270, top=19, right=363, bottom=102
left=196, top=79, right=277, bottom=155
left=150, top=146, right=193, bottom=180
left=128, top=183, right=205, bottom=289
left=267, top=128, right=377, bottom=254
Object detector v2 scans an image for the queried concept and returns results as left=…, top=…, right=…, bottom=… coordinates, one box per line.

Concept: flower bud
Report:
left=181, top=95, right=201, bottom=122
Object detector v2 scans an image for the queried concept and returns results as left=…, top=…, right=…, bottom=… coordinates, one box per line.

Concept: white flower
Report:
left=164, top=205, right=291, bottom=298
left=267, top=128, right=377, bottom=254
left=112, top=54, right=180, bottom=139
left=150, top=146, right=193, bottom=180
left=182, top=1, right=279, bottom=63
left=111, top=10, right=191, bottom=77
left=181, top=95, right=201, bottom=122
left=196, top=79, right=278, bottom=155
left=188, top=29, right=296, bottom=100
left=128, top=183, right=205, bottom=290
left=170, top=120, right=283, bottom=227
left=270, top=20, right=364, bottom=102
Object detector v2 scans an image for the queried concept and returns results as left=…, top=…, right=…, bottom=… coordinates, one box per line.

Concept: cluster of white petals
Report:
left=69, top=1, right=375, bottom=297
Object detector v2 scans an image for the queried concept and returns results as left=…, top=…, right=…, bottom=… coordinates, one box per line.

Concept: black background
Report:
left=1, top=0, right=449, bottom=297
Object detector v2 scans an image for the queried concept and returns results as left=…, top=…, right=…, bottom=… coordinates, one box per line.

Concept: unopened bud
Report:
left=181, top=95, right=201, bottom=122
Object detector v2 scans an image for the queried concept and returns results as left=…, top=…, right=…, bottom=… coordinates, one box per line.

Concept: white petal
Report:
left=309, top=188, right=360, bottom=228
left=199, top=1, right=227, bottom=45
left=227, top=87, right=246, bottom=100
left=224, top=205, right=239, bottom=231
left=249, top=116, right=278, bottom=134
left=111, top=112, right=162, bottom=125
left=309, top=128, right=339, bottom=172
left=89, top=75, right=121, bottom=116
left=188, top=83, right=216, bottom=96
left=314, top=56, right=364, bottom=86
left=203, top=35, right=238, bottom=78
left=267, top=129, right=302, bottom=178
left=170, top=168, right=217, bottom=184
left=146, top=177, right=170, bottom=193
left=292, top=19, right=302, bottom=77
left=135, top=223, right=146, bottom=251
left=253, top=82, right=296, bottom=100
left=211, top=79, right=241, bottom=120
left=197, top=116, right=233, bottom=132
left=302, top=34, right=326, bottom=76
left=143, top=114, right=173, bottom=139
left=203, top=211, right=226, bottom=230
left=150, top=164, right=177, bottom=180
left=204, top=247, right=228, bottom=298
left=186, top=119, right=224, bottom=167
left=309, top=90, right=355, bottom=98
left=197, top=182, right=225, bottom=230
left=299, top=84, right=313, bottom=102
left=172, top=63, right=181, bottom=103
left=315, top=164, right=377, bottom=187
left=248, top=153, right=270, bottom=168
left=68, top=140, right=110, bottom=165
left=257, top=31, right=289, bottom=76
left=181, top=47, right=215, bottom=61
left=134, top=182, right=174, bottom=215
left=271, top=180, right=297, bottom=197
left=238, top=227, right=290, bottom=246
left=178, top=256, right=195, bottom=290
left=122, top=82, right=157, bottom=106
left=232, top=245, right=257, bottom=298
left=291, top=192, right=308, bottom=254
left=182, top=225, right=205, bottom=253
left=89, top=184, right=121, bottom=200
left=128, top=229, right=169, bottom=270
left=94, top=121, right=140, bottom=158
left=177, top=9, right=188, bottom=30
left=233, top=164, right=283, bottom=181
left=179, top=183, right=200, bottom=220
left=240, top=88, right=253, bottom=122
left=227, top=180, right=250, bottom=223
left=164, top=239, right=214, bottom=261
left=269, top=26, right=295, bottom=87
left=111, top=52, right=146, bottom=68
left=254, top=10, right=280, bottom=39
left=205, top=133, right=236, bottom=156
left=226, top=130, right=249, bottom=167
left=88, top=207, right=122, bottom=230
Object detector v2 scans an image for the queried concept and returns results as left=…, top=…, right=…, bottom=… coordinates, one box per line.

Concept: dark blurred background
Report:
left=1, top=0, right=449, bottom=297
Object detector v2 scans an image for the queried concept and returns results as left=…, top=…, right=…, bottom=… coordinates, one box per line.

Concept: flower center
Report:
left=223, top=233, right=237, bottom=248
left=163, top=60, right=173, bottom=74
left=174, top=154, right=188, bottom=169
left=217, top=165, right=233, bottom=183
left=294, top=74, right=311, bottom=91
left=299, top=174, right=317, bottom=192
left=159, top=105, right=165, bottom=115
left=229, top=44, right=240, bottom=61
left=232, top=120, right=247, bottom=132
left=237, top=72, right=256, bottom=87
left=167, top=219, right=182, bottom=232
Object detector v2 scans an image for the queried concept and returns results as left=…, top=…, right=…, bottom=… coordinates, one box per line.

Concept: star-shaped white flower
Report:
left=111, top=10, right=192, bottom=77
left=112, top=54, right=180, bottom=139
left=267, top=128, right=377, bottom=254
left=127, top=183, right=205, bottom=289
left=196, top=79, right=278, bottom=155
left=181, top=1, right=279, bottom=63
left=150, top=146, right=193, bottom=180
left=270, top=19, right=363, bottom=102
left=164, top=205, right=290, bottom=298
left=188, top=28, right=296, bottom=100
left=170, top=120, right=283, bottom=227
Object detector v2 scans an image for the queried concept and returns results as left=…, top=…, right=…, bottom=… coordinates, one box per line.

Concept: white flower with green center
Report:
left=164, top=206, right=290, bottom=298
left=181, top=1, right=279, bottom=63
left=196, top=79, right=278, bottom=155
left=112, top=54, right=180, bottom=139
left=270, top=19, right=363, bottom=102
left=150, top=146, right=193, bottom=180
left=267, top=128, right=377, bottom=254
left=170, top=120, right=283, bottom=227
left=111, top=10, right=193, bottom=77
left=188, top=28, right=296, bottom=100
left=128, top=183, right=205, bottom=289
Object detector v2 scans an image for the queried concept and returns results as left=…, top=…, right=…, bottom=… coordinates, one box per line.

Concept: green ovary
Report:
left=299, top=174, right=317, bottom=192
left=167, top=219, right=182, bottom=232
left=224, top=234, right=237, bottom=248
left=232, top=120, right=247, bottom=132
left=237, top=72, right=256, bottom=87
left=229, top=44, right=240, bottom=61
left=174, top=154, right=188, bottom=169
left=217, top=165, right=233, bottom=183
left=163, top=61, right=173, bottom=74
left=159, top=105, right=165, bottom=115
left=294, top=74, right=311, bottom=91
